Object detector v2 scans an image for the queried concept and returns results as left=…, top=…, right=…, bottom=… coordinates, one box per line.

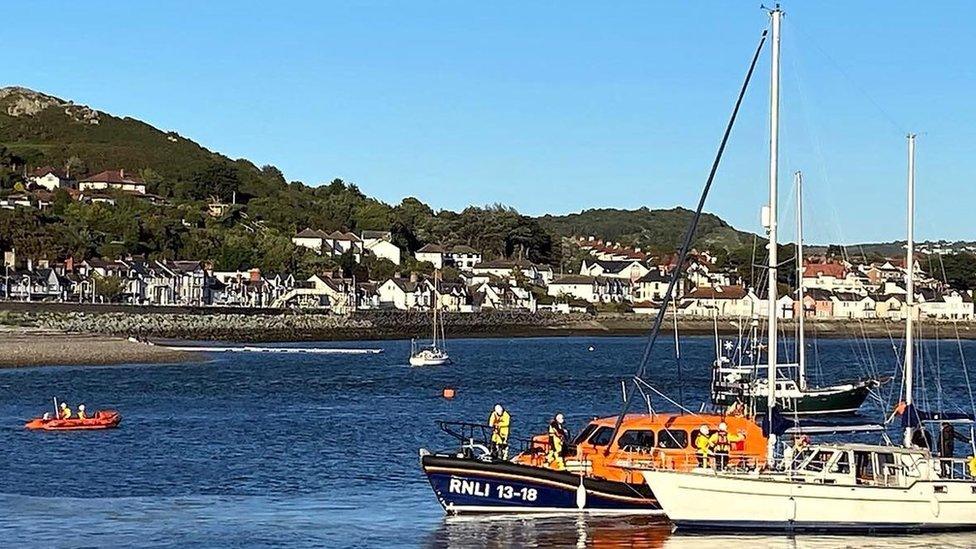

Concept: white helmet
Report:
left=718, top=422, right=728, bottom=432
left=700, top=425, right=710, bottom=435
left=555, top=413, right=564, bottom=424
left=60, top=402, right=67, bottom=408
left=78, top=404, right=86, bottom=411
left=494, top=404, right=503, bottom=415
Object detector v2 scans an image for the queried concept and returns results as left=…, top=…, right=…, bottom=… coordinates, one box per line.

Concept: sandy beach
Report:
left=0, top=326, right=193, bottom=368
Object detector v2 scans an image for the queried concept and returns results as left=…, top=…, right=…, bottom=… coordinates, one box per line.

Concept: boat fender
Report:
left=575, top=478, right=586, bottom=510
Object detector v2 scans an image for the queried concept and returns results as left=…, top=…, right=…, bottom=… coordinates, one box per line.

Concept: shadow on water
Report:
left=425, top=514, right=976, bottom=549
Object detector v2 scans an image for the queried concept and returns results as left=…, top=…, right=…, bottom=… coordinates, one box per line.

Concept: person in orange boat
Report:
left=77, top=404, right=87, bottom=420
left=488, top=404, right=511, bottom=460
left=693, top=425, right=711, bottom=467
left=709, top=422, right=744, bottom=470
left=59, top=402, right=72, bottom=419
left=547, top=413, right=569, bottom=470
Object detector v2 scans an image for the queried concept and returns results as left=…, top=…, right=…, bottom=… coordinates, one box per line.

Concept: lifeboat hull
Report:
left=25, top=410, right=122, bottom=431
left=421, top=454, right=661, bottom=515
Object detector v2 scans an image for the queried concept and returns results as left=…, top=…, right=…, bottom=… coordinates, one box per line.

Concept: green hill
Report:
left=539, top=206, right=754, bottom=253
left=0, top=86, right=756, bottom=274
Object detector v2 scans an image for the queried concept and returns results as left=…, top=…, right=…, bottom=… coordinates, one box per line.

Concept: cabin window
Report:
left=574, top=424, right=598, bottom=446
left=830, top=451, right=851, bottom=475
left=657, top=429, right=689, bottom=449
left=854, top=451, right=875, bottom=482
left=587, top=426, right=615, bottom=447
left=616, top=429, right=656, bottom=451
left=876, top=453, right=897, bottom=483
left=803, top=450, right=834, bottom=472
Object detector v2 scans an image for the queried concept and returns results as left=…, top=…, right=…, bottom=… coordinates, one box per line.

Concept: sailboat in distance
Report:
left=410, top=272, right=451, bottom=366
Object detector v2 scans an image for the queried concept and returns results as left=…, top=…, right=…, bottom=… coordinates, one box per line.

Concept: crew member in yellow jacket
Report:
left=547, top=413, right=569, bottom=470
left=489, top=404, right=511, bottom=460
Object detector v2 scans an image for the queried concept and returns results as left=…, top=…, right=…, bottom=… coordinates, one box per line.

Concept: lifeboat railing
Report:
left=436, top=420, right=541, bottom=459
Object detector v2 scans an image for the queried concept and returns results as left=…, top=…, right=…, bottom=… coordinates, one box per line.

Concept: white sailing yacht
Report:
left=410, top=275, right=451, bottom=367
left=642, top=8, right=976, bottom=532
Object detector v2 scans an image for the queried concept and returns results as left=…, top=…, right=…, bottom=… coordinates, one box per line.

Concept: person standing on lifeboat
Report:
left=489, top=404, right=511, bottom=460
left=77, top=404, right=87, bottom=420
left=547, top=413, right=569, bottom=470
left=693, top=425, right=711, bottom=468
left=59, top=402, right=72, bottom=420
left=709, top=422, right=744, bottom=470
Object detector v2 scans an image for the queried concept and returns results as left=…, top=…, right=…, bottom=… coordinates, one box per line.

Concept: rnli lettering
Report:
left=446, top=477, right=538, bottom=502
left=448, top=478, right=491, bottom=497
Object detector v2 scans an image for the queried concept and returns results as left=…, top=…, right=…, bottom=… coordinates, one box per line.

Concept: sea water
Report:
left=2, top=335, right=976, bottom=548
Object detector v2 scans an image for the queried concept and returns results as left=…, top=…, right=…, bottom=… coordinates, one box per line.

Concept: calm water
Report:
left=2, top=334, right=976, bottom=548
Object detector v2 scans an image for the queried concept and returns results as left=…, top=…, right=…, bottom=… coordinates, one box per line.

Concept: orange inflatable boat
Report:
left=25, top=410, right=122, bottom=431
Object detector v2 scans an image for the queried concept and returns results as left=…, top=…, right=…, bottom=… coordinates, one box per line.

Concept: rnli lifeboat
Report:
left=25, top=410, right=122, bottom=431
left=420, top=413, right=767, bottom=515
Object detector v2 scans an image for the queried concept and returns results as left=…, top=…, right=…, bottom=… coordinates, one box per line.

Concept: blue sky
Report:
left=6, top=1, right=975, bottom=244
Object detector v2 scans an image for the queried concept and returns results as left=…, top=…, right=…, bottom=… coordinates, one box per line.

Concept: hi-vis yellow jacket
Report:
left=489, top=411, right=511, bottom=444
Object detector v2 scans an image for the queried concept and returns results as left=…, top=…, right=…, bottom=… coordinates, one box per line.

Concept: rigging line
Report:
left=788, top=19, right=906, bottom=135
left=607, top=28, right=769, bottom=443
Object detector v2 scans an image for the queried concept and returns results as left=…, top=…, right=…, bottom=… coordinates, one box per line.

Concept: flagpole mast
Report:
left=903, top=133, right=916, bottom=448
left=764, top=5, right=783, bottom=462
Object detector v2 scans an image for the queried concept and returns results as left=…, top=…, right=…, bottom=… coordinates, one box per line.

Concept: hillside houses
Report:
left=291, top=229, right=363, bottom=261
left=579, top=259, right=649, bottom=282
left=361, top=231, right=401, bottom=265
left=547, top=275, right=629, bottom=303
left=472, top=258, right=553, bottom=286
left=79, top=169, right=147, bottom=194
left=28, top=166, right=74, bottom=191
left=414, top=244, right=482, bottom=271
left=680, top=286, right=762, bottom=318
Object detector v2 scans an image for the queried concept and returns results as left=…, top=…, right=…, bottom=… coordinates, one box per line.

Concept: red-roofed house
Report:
left=79, top=169, right=146, bottom=194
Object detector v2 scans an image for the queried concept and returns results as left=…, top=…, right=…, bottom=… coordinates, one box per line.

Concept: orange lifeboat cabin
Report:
left=25, top=410, right=122, bottom=431
left=513, top=413, right=767, bottom=485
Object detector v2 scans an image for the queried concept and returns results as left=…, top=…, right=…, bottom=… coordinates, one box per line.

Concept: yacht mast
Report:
left=765, top=5, right=783, bottom=461
left=795, top=171, right=806, bottom=390
left=903, top=133, right=916, bottom=448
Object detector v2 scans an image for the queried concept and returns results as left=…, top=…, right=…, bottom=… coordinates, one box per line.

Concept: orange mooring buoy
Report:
left=442, top=387, right=456, bottom=399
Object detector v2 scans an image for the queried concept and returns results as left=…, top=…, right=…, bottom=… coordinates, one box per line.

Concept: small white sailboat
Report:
left=409, top=275, right=451, bottom=367
left=641, top=8, right=976, bottom=532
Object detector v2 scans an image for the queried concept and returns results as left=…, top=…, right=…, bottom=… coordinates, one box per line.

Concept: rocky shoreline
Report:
left=3, top=308, right=976, bottom=344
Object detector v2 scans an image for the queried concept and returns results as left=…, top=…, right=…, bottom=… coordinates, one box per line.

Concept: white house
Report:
left=79, top=169, right=147, bottom=194
left=28, top=166, right=72, bottom=191
left=633, top=269, right=675, bottom=302
left=547, top=275, right=629, bottom=303
left=579, top=259, right=649, bottom=283
left=472, top=258, right=553, bottom=286
left=377, top=277, right=434, bottom=310
left=292, top=228, right=330, bottom=253
left=361, top=230, right=401, bottom=265
left=679, top=286, right=761, bottom=318
left=472, top=281, right=537, bottom=312
left=830, top=292, right=877, bottom=319
left=414, top=244, right=482, bottom=271
left=917, top=289, right=974, bottom=320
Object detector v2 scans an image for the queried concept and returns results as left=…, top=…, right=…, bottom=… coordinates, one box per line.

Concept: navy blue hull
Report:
left=421, top=454, right=660, bottom=514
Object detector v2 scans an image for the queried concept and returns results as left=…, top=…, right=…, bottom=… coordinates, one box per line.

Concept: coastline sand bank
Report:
left=0, top=326, right=193, bottom=368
